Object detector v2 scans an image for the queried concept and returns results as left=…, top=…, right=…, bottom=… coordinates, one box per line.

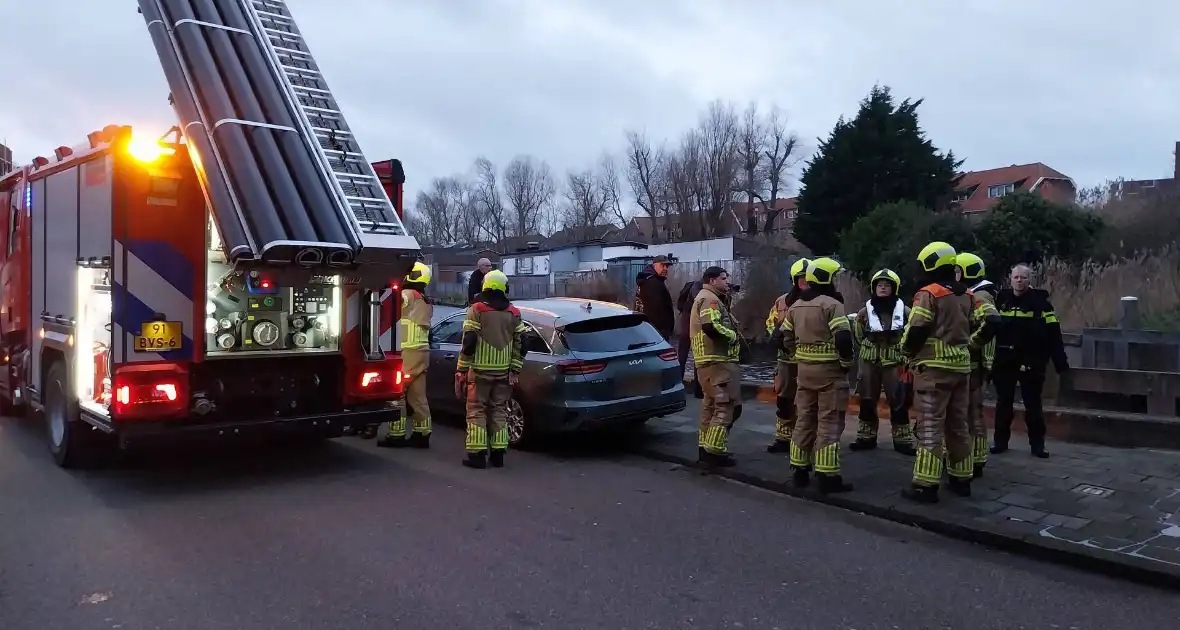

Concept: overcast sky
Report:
left=1, top=0, right=1177, bottom=203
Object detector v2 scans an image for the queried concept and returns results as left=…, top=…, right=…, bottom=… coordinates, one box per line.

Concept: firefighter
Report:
left=689, top=266, right=742, bottom=467
left=849, top=268, right=917, bottom=455
left=764, top=257, right=810, bottom=453
left=455, top=270, right=527, bottom=469
left=900, top=242, right=998, bottom=503
left=955, top=252, right=999, bottom=477
left=377, top=262, right=434, bottom=448
left=777, top=257, right=855, bottom=494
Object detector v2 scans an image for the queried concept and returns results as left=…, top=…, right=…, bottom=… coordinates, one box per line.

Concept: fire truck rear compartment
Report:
left=191, top=353, right=344, bottom=420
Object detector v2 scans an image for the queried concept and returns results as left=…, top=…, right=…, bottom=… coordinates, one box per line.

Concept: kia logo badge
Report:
left=629, top=359, right=643, bottom=365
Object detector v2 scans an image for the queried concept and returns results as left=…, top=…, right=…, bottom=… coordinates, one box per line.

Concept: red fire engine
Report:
left=0, top=0, right=421, bottom=467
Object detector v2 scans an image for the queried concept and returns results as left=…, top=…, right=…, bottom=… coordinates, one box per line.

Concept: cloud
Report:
left=1, top=0, right=1176, bottom=201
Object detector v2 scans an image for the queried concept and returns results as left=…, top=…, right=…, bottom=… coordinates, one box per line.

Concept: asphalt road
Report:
left=2, top=415, right=1178, bottom=630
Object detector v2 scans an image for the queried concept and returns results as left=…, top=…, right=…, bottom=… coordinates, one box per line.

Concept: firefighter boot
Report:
left=902, top=484, right=940, bottom=504
left=791, top=467, right=811, bottom=488
left=849, top=406, right=877, bottom=451
left=462, top=451, right=488, bottom=469
left=407, top=432, right=430, bottom=449
left=816, top=473, right=853, bottom=494
left=698, top=447, right=736, bottom=468
left=376, top=435, right=409, bottom=448
left=489, top=449, right=505, bottom=468
left=973, top=462, right=986, bottom=479
left=947, top=476, right=972, bottom=497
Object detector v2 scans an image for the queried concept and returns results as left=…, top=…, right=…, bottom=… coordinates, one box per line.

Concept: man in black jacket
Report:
left=466, top=258, right=492, bottom=305
left=635, top=255, right=676, bottom=340
left=991, top=263, right=1070, bottom=459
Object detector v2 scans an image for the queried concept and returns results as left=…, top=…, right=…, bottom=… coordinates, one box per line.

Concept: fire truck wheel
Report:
left=44, top=359, right=113, bottom=469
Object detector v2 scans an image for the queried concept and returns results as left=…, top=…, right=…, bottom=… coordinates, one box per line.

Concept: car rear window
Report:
left=560, top=314, right=665, bottom=352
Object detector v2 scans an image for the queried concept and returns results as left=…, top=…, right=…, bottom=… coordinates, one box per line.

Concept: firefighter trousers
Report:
left=465, top=372, right=511, bottom=453
left=855, top=361, right=913, bottom=446
left=386, top=370, right=431, bottom=438
left=968, top=368, right=988, bottom=465
left=911, top=367, right=973, bottom=487
left=697, top=361, right=741, bottom=454
left=773, top=361, right=798, bottom=442
left=791, top=362, right=849, bottom=474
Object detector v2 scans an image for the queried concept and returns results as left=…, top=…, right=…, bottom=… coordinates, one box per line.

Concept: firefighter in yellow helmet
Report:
left=377, top=261, right=434, bottom=448
left=777, top=257, right=855, bottom=493
left=849, top=268, right=917, bottom=455
left=689, top=265, right=742, bottom=467
left=900, top=241, right=997, bottom=503
left=955, top=252, right=1001, bottom=478
left=456, top=270, right=527, bottom=469
left=764, top=257, right=810, bottom=453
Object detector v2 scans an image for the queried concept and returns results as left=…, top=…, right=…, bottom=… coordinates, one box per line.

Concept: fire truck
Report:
left=0, top=0, right=420, bottom=467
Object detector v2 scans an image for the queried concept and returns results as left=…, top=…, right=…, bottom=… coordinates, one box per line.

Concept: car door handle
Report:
left=444, top=353, right=456, bottom=359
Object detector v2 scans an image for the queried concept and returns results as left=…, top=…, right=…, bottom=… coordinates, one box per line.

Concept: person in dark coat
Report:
left=634, top=255, right=676, bottom=340
left=676, top=279, right=703, bottom=374
left=990, top=263, right=1069, bottom=459
left=466, top=258, right=492, bottom=305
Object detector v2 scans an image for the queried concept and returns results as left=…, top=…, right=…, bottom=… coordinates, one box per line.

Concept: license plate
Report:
left=134, top=321, right=182, bottom=352
left=619, top=375, right=660, bottom=397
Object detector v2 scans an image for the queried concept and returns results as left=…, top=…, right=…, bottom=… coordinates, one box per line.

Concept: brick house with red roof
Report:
left=951, top=163, right=1076, bottom=215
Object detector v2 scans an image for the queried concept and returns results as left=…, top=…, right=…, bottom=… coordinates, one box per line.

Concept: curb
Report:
left=633, top=444, right=1180, bottom=592
left=732, top=380, right=1180, bottom=450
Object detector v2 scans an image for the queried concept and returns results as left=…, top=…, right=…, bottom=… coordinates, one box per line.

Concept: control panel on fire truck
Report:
left=204, top=266, right=341, bottom=356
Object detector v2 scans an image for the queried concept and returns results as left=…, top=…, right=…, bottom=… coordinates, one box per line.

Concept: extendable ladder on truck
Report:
left=137, top=0, right=419, bottom=269
left=241, top=0, right=412, bottom=264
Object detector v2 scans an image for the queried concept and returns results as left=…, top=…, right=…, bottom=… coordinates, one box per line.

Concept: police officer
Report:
left=455, top=270, right=527, bottom=469
left=849, top=268, right=916, bottom=455
left=778, top=257, right=855, bottom=494
left=689, top=266, right=742, bottom=467
left=377, top=262, right=434, bottom=448
left=900, top=242, right=995, bottom=503
left=991, top=263, right=1069, bottom=459
left=764, top=257, right=809, bottom=453
left=955, top=252, right=999, bottom=476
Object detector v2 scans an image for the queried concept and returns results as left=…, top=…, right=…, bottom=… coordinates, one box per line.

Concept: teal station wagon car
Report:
left=426, top=298, right=687, bottom=445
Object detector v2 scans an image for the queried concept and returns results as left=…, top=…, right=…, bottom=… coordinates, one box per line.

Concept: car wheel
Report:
left=506, top=396, right=528, bottom=447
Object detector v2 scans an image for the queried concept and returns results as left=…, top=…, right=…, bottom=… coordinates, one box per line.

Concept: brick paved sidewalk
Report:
left=636, top=399, right=1180, bottom=588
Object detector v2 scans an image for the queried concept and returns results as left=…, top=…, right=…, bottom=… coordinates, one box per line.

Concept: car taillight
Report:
left=658, top=349, right=678, bottom=361
left=112, top=365, right=188, bottom=420
left=557, top=359, right=606, bottom=375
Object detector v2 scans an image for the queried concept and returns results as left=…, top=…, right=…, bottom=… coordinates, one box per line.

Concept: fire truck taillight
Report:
left=359, top=369, right=403, bottom=394
left=112, top=368, right=188, bottom=420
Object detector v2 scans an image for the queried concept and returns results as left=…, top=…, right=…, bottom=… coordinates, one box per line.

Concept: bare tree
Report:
left=736, top=101, right=767, bottom=234
left=502, top=155, right=556, bottom=236
left=471, top=156, right=509, bottom=243
left=562, top=169, right=610, bottom=230
left=624, top=131, right=668, bottom=241
left=758, top=105, right=801, bottom=235
left=402, top=208, right=434, bottom=246
left=414, top=177, right=461, bottom=245
left=665, top=130, right=706, bottom=241
left=695, top=100, right=741, bottom=237
left=599, top=153, right=628, bottom=227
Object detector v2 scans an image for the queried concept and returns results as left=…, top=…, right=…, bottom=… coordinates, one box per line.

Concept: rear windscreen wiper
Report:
left=628, top=341, right=659, bottom=350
